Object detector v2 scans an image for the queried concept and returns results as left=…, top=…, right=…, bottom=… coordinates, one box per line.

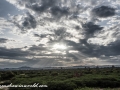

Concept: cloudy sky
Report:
left=0, top=0, right=120, bottom=68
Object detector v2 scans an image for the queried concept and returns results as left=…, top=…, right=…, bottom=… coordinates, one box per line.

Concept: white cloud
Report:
left=0, top=58, right=25, bottom=63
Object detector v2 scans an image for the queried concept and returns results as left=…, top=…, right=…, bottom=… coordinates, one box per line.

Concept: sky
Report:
left=0, top=0, right=120, bottom=68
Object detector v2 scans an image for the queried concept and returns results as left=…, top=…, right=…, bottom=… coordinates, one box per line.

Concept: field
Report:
left=0, top=66, right=120, bottom=90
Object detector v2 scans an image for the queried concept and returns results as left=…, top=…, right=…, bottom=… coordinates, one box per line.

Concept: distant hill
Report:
left=19, top=66, right=31, bottom=69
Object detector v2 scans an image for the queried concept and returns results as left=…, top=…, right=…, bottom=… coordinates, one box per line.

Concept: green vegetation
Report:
left=75, top=87, right=120, bottom=90
left=0, top=67, right=120, bottom=90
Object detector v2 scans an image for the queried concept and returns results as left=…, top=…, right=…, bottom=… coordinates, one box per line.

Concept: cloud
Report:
left=22, top=12, right=37, bottom=29
left=53, top=28, right=72, bottom=41
left=28, top=45, right=48, bottom=51
left=0, top=47, right=32, bottom=58
left=26, top=0, right=57, bottom=13
left=61, top=37, right=120, bottom=59
left=27, top=44, right=85, bottom=63
left=0, top=38, right=8, bottom=43
left=0, top=18, right=13, bottom=31
left=92, top=6, right=116, bottom=18
left=7, top=0, right=87, bottom=34
left=82, top=22, right=103, bottom=37
left=9, top=12, right=37, bottom=33
left=78, top=40, right=120, bottom=57
left=3, top=0, right=120, bottom=67
left=51, top=6, right=69, bottom=18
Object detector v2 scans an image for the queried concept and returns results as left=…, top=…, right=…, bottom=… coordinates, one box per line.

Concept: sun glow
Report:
left=53, top=43, right=67, bottom=50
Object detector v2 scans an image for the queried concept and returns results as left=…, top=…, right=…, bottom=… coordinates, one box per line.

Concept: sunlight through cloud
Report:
left=53, top=43, right=67, bottom=50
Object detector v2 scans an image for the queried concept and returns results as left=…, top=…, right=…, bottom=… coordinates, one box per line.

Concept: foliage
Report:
left=0, top=67, right=120, bottom=90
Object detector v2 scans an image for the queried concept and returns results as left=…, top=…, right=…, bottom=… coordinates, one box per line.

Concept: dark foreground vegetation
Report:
left=0, top=66, right=120, bottom=90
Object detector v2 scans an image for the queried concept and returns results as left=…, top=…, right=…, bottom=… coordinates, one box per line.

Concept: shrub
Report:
left=0, top=71, right=15, bottom=80
left=47, top=81, right=77, bottom=90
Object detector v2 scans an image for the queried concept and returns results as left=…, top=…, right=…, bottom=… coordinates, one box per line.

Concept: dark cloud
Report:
left=34, top=34, right=40, bottom=37
left=65, top=39, right=120, bottom=58
left=65, top=40, right=78, bottom=47
left=0, top=47, right=32, bottom=58
left=80, top=22, right=103, bottom=45
left=75, top=26, right=80, bottom=30
left=41, top=0, right=56, bottom=8
left=11, top=12, right=37, bottom=33
left=107, top=41, right=120, bottom=56
left=25, top=0, right=70, bottom=18
left=60, top=39, right=103, bottom=58
left=65, top=39, right=96, bottom=57
left=26, top=4, right=47, bottom=13
left=28, top=45, right=48, bottom=51
left=89, top=41, right=120, bottom=57
left=66, top=53, right=79, bottom=60
left=22, top=12, right=37, bottom=29
left=34, top=34, right=48, bottom=38
left=26, top=0, right=57, bottom=13
left=92, top=6, right=115, bottom=18
left=82, top=22, right=103, bottom=37
left=48, top=28, right=72, bottom=42
left=54, top=28, right=66, bottom=36
left=0, top=38, right=8, bottom=43
left=51, top=6, right=69, bottom=17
